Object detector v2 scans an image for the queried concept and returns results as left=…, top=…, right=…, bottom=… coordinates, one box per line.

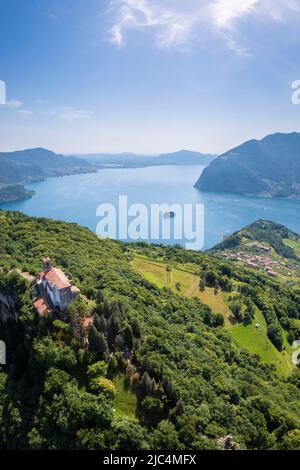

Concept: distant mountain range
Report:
left=195, top=132, right=300, bottom=198
left=0, top=148, right=95, bottom=202
left=78, top=149, right=217, bottom=168
left=0, top=147, right=215, bottom=203
left=0, top=147, right=93, bottom=185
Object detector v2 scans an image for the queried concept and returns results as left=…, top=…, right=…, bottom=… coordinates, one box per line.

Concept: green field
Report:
left=230, top=309, right=293, bottom=377
left=283, top=238, right=300, bottom=256
left=113, top=375, right=137, bottom=419
left=132, top=255, right=233, bottom=324
left=132, top=253, right=294, bottom=377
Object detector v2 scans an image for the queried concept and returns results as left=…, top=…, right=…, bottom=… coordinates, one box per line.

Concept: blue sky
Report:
left=1, top=0, right=300, bottom=154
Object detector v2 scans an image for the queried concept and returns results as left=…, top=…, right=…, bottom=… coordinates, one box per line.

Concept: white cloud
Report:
left=59, top=106, right=94, bottom=121
left=5, top=99, right=23, bottom=109
left=108, top=0, right=300, bottom=53
left=18, top=109, right=33, bottom=116
left=211, top=0, right=258, bottom=28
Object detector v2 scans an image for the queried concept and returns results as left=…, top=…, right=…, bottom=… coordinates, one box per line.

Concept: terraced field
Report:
left=132, top=253, right=294, bottom=376
left=132, top=255, right=233, bottom=324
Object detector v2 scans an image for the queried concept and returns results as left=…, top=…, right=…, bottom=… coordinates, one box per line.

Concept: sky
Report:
left=1, top=0, right=300, bottom=154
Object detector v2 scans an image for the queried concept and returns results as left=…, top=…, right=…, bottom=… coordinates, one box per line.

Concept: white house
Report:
left=35, top=257, right=80, bottom=313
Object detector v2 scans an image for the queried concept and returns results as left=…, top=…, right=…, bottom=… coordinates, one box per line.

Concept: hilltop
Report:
left=0, top=148, right=95, bottom=202
left=210, top=220, right=300, bottom=283
left=79, top=149, right=216, bottom=168
left=0, top=211, right=299, bottom=450
left=195, top=132, right=300, bottom=198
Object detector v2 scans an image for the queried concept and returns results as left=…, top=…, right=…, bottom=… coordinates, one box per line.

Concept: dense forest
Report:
left=0, top=211, right=299, bottom=450
left=195, top=132, right=300, bottom=198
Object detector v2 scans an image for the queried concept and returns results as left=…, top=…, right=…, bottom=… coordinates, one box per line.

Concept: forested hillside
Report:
left=195, top=132, right=300, bottom=198
left=0, top=148, right=95, bottom=202
left=0, top=211, right=300, bottom=450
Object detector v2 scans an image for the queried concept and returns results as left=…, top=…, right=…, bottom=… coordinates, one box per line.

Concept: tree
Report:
left=103, top=300, right=111, bottom=318
left=175, top=282, right=182, bottom=292
left=107, top=314, right=120, bottom=347
left=114, top=334, right=125, bottom=352
left=267, top=324, right=283, bottom=351
left=130, top=318, right=142, bottom=339
left=33, top=338, right=77, bottom=371
left=110, top=418, right=147, bottom=450
left=176, top=399, right=185, bottom=416
left=162, top=377, right=177, bottom=403
left=141, top=397, right=164, bottom=421
left=28, top=428, right=44, bottom=449
left=44, top=368, right=74, bottom=397
left=280, top=429, right=300, bottom=450
left=87, top=361, right=108, bottom=380
left=140, top=372, right=153, bottom=400
left=151, top=421, right=181, bottom=450
left=88, top=326, right=108, bottom=358
left=93, top=313, right=103, bottom=332
left=107, top=355, right=119, bottom=379
left=212, top=313, right=225, bottom=327
left=229, top=300, right=243, bottom=322
left=205, top=270, right=218, bottom=287
left=123, top=325, right=133, bottom=350
left=91, top=378, right=116, bottom=399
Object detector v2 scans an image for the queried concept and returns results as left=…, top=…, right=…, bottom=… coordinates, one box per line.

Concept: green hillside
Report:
left=0, top=148, right=95, bottom=202
left=131, top=252, right=295, bottom=376
left=210, top=220, right=300, bottom=284
left=195, top=132, right=300, bottom=198
left=0, top=211, right=300, bottom=450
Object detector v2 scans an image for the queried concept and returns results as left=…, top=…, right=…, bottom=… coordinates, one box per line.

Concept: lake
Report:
left=1, top=165, right=300, bottom=250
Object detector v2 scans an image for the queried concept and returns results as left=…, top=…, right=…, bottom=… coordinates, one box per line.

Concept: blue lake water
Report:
left=1, top=165, right=300, bottom=250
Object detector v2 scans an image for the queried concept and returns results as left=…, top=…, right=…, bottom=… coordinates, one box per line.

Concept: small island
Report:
left=0, top=184, right=35, bottom=203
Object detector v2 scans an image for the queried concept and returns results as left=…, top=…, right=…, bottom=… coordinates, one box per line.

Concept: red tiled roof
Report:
left=82, top=317, right=94, bottom=328
left=34, top=298, right=51, bottom=316
left=45, top=268, right=71, bottom=289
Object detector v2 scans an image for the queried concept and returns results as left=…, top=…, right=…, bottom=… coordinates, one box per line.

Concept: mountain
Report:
left=0, top=147, right=93, bottom=184
left=195, top=132, right=300, bottom=198
left=80, top=149, right=216, bottom=168
left=148, top=150, right=217, bottom=166
left=210, top=220, right=300, bottom=282
left=0, top=211, right=299, bottom=450
left=0, top=148, right=95, bottom=202
left=0, top=184, right=35, bottom=203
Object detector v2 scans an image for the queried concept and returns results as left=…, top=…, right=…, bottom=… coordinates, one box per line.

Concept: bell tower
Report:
left=42, top=257, right=52, bottom=273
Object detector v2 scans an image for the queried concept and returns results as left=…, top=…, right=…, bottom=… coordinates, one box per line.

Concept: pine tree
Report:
left=114, top=334, right=125, bottom=352
left=199, top=278, right=206, bottom=292
left=140, top=372, right=153, bottom=400
left=123, top=325, right=133, bottom=350
left=88, top=326, right=108, bottom=358
left=130, top=318, right=141, bottom=338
